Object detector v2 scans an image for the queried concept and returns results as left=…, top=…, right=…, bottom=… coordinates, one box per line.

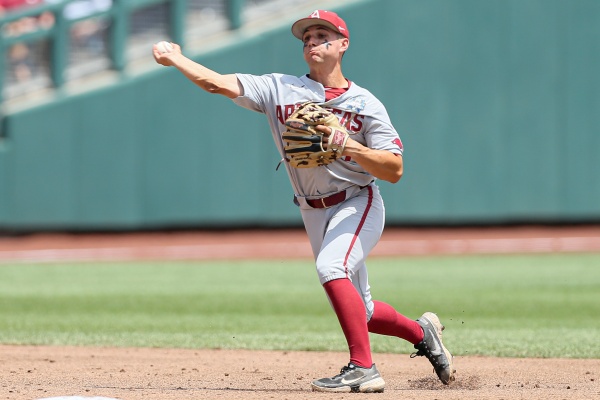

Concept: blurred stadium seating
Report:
left=0, top=0, right=328, bottom=102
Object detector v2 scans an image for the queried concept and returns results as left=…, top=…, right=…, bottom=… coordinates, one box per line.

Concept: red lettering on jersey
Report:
left=277, top=105, right=365, bottom=135
left=340, top=112, right=353, bottom=129
left=284, top=105, right=296, bottom=120
left=351, top=114, right=364, bottom=132
left=328, top=108, right=363, bottom=133
left=276, top=106, right=285, bottom=124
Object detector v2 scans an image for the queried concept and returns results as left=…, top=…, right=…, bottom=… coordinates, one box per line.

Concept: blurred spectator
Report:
left=45, top=0, right=112, bottom=59
left=0, top=0, right=50, bottom=87
left=67, top=0, right=112, bottom=58
left=0, top=0, right=46, bottom=36
left=0, top=0, right=41, bottom=13
left=61, top=0, right=112, bottom=19
left=8, top=42, right=33, bottom=81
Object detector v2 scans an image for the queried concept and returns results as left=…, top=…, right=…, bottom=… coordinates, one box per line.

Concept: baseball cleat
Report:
left=311, top=362, right=385, bottom=393
left=411, top=312, right=456, bottom=384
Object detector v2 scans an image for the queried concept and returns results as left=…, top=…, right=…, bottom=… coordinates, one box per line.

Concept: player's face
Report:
left=302, top=26, right=347, bottom=64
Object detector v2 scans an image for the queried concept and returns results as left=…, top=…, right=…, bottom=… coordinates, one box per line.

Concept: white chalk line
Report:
left=0, top=236, right=599, bottom=264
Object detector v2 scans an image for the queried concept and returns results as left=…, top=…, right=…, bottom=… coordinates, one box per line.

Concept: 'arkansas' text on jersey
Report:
left=276, top=104, right=365, bottom=133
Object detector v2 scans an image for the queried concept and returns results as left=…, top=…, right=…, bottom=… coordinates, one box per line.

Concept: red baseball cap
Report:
left=291, top=10, right=349, bottom=40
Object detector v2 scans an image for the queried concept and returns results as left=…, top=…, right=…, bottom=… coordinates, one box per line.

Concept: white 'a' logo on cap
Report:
left=310, top=10, right=320, bottom=18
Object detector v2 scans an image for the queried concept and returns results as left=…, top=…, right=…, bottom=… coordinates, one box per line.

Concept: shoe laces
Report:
left=410, top=341, right=440, bottom=366
left=334, top=363, right=356, bottom=378
left=410, top=323, right=439, bottom=364
left=411, top=344, right=440, bottom=379
left=410, top=345, right=428, bottom=359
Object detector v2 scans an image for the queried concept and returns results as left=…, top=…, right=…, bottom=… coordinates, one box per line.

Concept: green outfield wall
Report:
left=0, top=0, right=599, bottom=230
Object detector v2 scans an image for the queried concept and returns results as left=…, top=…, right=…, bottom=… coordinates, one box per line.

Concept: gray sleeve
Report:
left=231, top=73, right=275, bottom=114
left=364, top=115, right=404, bottom=156
left=358, top=95, right=403, bottom=155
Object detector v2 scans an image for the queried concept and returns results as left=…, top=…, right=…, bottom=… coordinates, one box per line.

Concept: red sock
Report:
left=367, top=300, right=424, bottom=344
left=323, top=278, right=372, bottom=368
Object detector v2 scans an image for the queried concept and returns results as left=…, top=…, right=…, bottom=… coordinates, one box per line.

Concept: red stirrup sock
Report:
left=367, top=300, right=424, bottom=345
left=323, top=278, right=372, bottom=368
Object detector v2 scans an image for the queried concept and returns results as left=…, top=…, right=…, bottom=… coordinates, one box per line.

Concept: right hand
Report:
left=153, top=42, right=181, bottom=67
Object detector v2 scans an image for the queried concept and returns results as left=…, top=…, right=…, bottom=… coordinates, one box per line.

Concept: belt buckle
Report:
left=321, top=198, right=327, bottom=208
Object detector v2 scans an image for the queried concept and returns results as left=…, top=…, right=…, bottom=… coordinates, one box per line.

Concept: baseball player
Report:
left=153, top=9, right=455, bottom=393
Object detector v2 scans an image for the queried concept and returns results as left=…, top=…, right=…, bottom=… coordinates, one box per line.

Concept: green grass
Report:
left=0, top=253, right=599, bottom=358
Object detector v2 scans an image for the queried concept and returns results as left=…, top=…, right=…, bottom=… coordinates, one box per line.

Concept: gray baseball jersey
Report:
left=232, top=73, right=403, bottom=319
left=232, top=73, right=403, bottom=208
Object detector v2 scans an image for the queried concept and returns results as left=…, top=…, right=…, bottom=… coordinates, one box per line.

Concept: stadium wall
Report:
left=0, top=0, right=598, bottom=230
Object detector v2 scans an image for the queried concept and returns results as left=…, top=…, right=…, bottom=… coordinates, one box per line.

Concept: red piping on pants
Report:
left=343, top=185, right=373, bottom=277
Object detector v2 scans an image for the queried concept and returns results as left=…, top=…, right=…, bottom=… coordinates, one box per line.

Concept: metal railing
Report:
left=0, top=0, right=248, bottom=103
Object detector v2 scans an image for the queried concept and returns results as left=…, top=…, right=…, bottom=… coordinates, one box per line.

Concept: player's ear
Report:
left=340, top=38, right=349, bottom=52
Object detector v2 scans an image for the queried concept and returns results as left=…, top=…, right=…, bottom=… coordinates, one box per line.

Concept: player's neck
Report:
left=308, top=66, right=347, bottom=89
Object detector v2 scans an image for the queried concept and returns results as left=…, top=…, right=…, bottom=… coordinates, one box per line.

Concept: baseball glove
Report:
left=282, top=102, right=350, bottom=168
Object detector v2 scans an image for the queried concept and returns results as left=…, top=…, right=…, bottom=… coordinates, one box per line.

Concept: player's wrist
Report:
left=341, top=138, right=366, bottom=156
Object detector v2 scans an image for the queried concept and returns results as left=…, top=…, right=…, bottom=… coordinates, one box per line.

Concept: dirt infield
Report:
left=1, top=225, right=600, bottom=399
left=2, top=346, right=599, bottom=400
